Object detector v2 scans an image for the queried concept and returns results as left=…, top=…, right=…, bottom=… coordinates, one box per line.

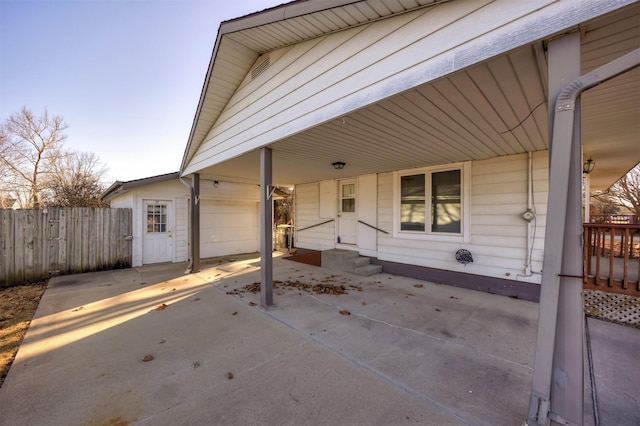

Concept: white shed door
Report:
left=142, top=201, right=173, bottom=264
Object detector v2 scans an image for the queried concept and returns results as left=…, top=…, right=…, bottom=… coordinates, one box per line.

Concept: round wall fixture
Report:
left=455, top=249, right=473, bottom=265
left=522, top=209, right=535, bottom=222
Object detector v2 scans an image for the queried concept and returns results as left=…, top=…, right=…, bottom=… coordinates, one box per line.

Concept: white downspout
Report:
left=526, top=152, right=533, bottom=276
left=178, top=175, right=194, bottom=274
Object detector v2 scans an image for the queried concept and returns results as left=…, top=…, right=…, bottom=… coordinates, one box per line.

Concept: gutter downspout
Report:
left=527, top=48, right=640, bottom=426
left=179, top=175, right=194, bottom=274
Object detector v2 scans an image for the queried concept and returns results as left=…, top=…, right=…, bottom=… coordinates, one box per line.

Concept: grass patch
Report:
left=0, top=282, right=47, bottom=389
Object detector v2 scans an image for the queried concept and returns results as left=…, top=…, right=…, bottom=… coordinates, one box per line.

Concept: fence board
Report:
left=0, top=207, right=132, bottom=287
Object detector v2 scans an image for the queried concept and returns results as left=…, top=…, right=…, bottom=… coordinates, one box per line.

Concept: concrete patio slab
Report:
left=1, top=253, right=638, bottom=425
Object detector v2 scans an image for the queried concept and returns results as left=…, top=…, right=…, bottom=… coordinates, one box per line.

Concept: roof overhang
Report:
left=181, top=0, right=639, bottom=191
left=101, top=172, right=180, bottom=202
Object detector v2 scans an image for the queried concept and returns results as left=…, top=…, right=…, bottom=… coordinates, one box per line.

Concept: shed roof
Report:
left=101, top=172, right=180, bottom=202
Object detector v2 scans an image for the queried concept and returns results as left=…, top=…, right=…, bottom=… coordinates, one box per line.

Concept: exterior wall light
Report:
left=332, top=162, right=346, bottom=170
left=583, top=157, right=595, bottom=174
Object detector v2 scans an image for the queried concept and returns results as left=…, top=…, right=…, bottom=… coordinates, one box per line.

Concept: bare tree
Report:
left=592, top=163, right=640, bottom=215
left=0, top=107, right=67, bottom=208
left=46, top=151, right=109, bottom=207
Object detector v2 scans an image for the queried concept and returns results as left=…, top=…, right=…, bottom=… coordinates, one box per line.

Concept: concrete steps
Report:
left=321, top=249, right=382, bottom=276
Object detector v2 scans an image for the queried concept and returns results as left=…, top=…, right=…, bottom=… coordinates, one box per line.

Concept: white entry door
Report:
left=142, top=201, right=172, bottom=264
left=338, top=180, right=357, bottom=244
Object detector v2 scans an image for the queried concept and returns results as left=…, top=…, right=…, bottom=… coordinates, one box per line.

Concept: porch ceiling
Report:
left=187, top=2, right=639, bottom=191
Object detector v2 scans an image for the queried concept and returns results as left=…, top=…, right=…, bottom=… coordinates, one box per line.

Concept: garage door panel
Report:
left=200, top=200, right=258, bottom=258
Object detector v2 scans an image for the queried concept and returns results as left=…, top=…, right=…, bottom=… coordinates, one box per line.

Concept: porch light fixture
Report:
left=583, top=157, right=595, bottom=174
left=332, top=161, right=346, bottom=170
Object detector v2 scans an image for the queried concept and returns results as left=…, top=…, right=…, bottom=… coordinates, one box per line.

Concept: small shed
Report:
left=102, top=172, right=260, bottom=266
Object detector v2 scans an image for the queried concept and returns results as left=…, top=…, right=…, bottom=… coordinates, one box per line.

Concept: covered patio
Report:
left=0, top=255, right=638, bottom=425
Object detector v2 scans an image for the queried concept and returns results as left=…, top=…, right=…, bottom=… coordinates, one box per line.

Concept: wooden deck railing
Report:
left=583, top=223, right=640, bottom=296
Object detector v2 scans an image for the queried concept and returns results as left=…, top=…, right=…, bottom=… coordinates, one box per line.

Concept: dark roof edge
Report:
left=101, top=172, right=180, bottom=202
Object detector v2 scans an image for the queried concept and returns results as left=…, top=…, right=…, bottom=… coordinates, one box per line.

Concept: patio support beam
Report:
left=192, top=173, right=201, bottom=273
left=527, top=38, right=640, bottom=425
left=260, top=147, right=273, bottom=307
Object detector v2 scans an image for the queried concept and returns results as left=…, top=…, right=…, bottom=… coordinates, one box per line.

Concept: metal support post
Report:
left=260, top=147, right=273, bottom=307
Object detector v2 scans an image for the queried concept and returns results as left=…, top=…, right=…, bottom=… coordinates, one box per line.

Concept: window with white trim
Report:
left=399, top=167, right=462, bottom=235
left=146, top=204, right=167, bottom=233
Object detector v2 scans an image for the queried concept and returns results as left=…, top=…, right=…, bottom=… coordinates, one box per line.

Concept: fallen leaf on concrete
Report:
left=193, top=362, right=200, bottom=369
left=435, top=308, right=442, bottom=312
left=339, top=310, right=351, bottom=316
left=156, top=304, right=168, bottom=311
left=171, top=288, right=176, bottom=291
left=194, top=298, right=201, bottom=301
left=227, top=372, right=234, bottom=380
left=413, top=284, right=424, bottom=288
left=248, top=301, right=256, bottom=306
left=232, top=311, right=238, bottom=315
left=142, top=355, right=154, bottom=362
left=159, top=339, right=166, bottom=344
left=361, top=301, right=367, bottom=305
left=72, top=306, right=84, bottom=312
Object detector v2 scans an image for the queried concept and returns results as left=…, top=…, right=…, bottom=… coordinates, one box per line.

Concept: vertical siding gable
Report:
left=295, top=182, right=336, bottom=250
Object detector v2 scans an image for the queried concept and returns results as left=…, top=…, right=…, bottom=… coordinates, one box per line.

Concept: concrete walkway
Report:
left=0, top=253, right=638, bottom=425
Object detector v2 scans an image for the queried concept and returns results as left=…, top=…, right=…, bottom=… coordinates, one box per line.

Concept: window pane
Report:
left=146, top=204, right=167, bottom=233
left=431, top=170, right=461, bottom=233
left=342, top=184, right=355, bottom=198
left=341, top=183, right=355, bottom=213
left=342, top=198, right=355, bottom=213
left=400, top=174, right=425, bottom=231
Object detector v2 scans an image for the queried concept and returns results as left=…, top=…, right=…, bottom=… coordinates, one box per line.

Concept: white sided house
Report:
left=179, top=1, right=639, bottom=423
left=102, top=172, right=260, bottom=267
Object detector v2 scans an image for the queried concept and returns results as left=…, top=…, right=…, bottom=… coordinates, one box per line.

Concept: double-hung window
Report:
left=398, top=166, right=463, bottom=236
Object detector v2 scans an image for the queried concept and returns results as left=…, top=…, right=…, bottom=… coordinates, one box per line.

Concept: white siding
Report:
left=185, top=0, right=573, bottom=174
left=175, top=197, right=188, bottom=263
left=295, top=182, right=336, bottom=250
left=295, top=152, right=549, bottom=283
left=377, top=151, right=548, bottom=284
left=357, top=174, right=378, bottom=256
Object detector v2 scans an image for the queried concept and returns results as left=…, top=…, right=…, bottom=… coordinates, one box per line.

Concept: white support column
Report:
left=550, top=32, right=584, bottom=425
left=527, top=42, right=639, bottom=426
left=260, top=147, right=273, bottom=307
left=528, top=32, right=583, bottom=426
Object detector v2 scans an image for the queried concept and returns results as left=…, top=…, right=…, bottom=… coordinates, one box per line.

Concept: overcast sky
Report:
left=0, top=0, right=282, bottom=183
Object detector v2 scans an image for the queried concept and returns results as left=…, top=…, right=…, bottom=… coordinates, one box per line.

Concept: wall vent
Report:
left=251, top=56, right=270, bottom=80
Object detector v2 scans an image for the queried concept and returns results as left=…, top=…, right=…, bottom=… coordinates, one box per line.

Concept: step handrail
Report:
left=296, top=219, right=334, bottom=232
left=358, top=220, right=389, bottom=234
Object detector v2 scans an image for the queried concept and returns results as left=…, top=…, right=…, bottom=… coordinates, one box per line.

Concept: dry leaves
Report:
left=227, top=372, right=234, bottom=380
left=339, top=310, right=351, bottom=316
left=141, top=354, right=154, bottom=362
left=155, top=303, right=168, bottom=311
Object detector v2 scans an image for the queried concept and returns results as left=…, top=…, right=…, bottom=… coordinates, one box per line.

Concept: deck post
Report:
left=260, top=147, right=273, bottom=307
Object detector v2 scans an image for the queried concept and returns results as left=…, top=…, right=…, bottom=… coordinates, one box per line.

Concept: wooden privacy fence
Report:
left=0, top=207, right=132, bottom=287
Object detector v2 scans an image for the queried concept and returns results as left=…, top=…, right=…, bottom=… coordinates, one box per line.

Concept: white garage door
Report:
left=200, top=200, right=259, bottom=258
